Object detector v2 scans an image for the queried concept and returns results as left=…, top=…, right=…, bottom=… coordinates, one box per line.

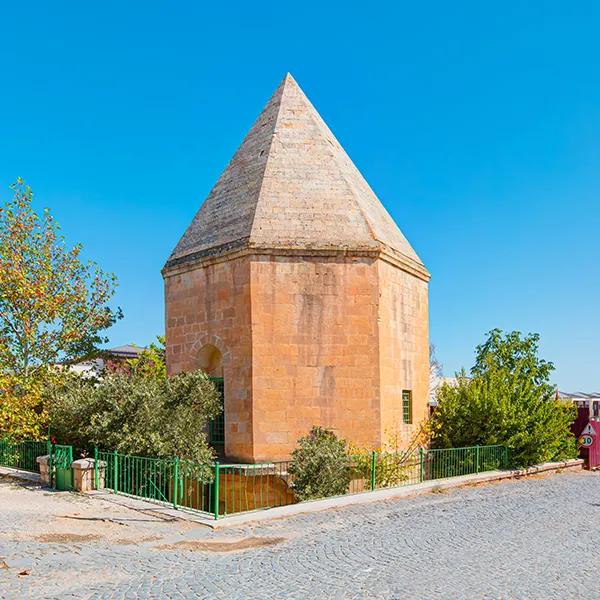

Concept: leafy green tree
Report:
left=0, top=179, right=121, bottom=441
left=48, top=368, right=221, bottom=477
left=0, top=179, right=121, bottom=380
left=471, top=329, right=555, bottom=393
left=288, top=426, right=351, bottom=501
left=430, top=330, right=577, bottom=467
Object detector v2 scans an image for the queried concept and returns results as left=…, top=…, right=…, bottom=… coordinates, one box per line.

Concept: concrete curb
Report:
left=201, top=458, right=584, bottom=528
left=0, top=459, right=585, bottom=528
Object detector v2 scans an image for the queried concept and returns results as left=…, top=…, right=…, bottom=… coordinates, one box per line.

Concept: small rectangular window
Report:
left=402, top=390, right=413, bottom=424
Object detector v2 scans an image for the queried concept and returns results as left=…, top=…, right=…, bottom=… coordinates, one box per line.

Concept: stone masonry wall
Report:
left=377, top=259, right=429, bottom=447
left=164, top=256, right=253, bottom=461
left=249, top=254, right=382, bottom=461
left=165, top=252, right=429, bottom=463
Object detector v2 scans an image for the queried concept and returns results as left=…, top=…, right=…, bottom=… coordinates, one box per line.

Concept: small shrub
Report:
left=288, top=426, right=350, bottom=501
left=377, top=451, right=420, bottom=487
left=349, top=425, right=428, bottom=489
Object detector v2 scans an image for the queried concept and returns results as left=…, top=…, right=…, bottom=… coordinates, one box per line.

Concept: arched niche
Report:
left=197, top=343, right=223, bottom=377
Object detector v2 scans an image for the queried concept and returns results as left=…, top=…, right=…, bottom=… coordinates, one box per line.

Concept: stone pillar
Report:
left=72, top=458, right=106, bottom=492
left=36, top=455, right=52, bottom=486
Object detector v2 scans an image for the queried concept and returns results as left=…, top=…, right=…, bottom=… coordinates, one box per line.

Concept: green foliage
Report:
left=374, top=451, right=419, bottom=487
left=288, top=426, right=351, bottom=501
left=127, top=336, right=166, bottom=379
left=349, top=427, right=427, bottom=489
left=350, top=449, right=417, bottom=489
left=0, top=179, right=121, bottom=378
left=48, top=369, right=221, bottom=477
left=0, top=374, right=48, bottom=441
left=471, top=329, right=555, bottom=395
left=0, top=178, right=121, bottom=440
left=431, top=329, right=577, bottom=467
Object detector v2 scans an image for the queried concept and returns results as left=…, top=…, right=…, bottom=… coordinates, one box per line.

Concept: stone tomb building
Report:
left=163, top=74, right=430, bottom=463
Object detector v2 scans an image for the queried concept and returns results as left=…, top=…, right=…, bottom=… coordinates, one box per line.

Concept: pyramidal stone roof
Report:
left=164, top=74, right=429, bottom=279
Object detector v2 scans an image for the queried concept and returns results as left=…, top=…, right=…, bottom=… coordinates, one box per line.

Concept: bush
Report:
left=430, top=330, right=577, bottom=468
left=288, top=426, right=351, bottom=501
left=48, top=369, right=221, bottom=479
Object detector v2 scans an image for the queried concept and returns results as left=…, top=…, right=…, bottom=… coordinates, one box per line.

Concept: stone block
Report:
left=72, top=458, right=106, bottom=492
left=36, top=455, right=52, bottom=486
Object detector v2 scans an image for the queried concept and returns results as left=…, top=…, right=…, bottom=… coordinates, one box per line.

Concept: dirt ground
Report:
left=0, top=474, right=206, bottom=548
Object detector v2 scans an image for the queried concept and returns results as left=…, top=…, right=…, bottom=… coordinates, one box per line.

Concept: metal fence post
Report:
left=370, top=451, right=377, bottom=491
left=419, top=447, right=425, bottom=483
left=214, top=462, right=220, bottom=520
left=113, top=449, right=118, bottom=493
left=46, top=441, right=52, bottom=487
left=94, top=447, right=99, bottom=490
left=173, top=457, right=179, bottom=510
left=475, top=445, right=480, bottom=474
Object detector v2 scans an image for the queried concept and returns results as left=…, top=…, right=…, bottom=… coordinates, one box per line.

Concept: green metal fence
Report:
left=215, top=461, right=295, bottom=517
left=0, top=440, right=49, bottom=473
left=213, top=445, right=508, bottom=518
left=424, top=445, right=508, bottom=480
left=96, top=450, right=215, bottom=517
left=0, top=440, right=508, bottom=518
left=348, top=450, right=423, bottom=493
left=89, top=444, right=508, bottom=520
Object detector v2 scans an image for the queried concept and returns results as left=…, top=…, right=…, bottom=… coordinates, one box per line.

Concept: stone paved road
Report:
left=1, top=470, right=599, bottom=599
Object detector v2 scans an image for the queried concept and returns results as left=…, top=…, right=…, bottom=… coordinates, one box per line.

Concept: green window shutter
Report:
left=402, top=390, right=413, bottom=424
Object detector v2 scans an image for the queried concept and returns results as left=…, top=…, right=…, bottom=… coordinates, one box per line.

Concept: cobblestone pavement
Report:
left=1, top=470, right=599, bottom=599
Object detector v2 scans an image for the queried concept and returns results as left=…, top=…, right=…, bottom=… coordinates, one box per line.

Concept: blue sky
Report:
left=1, top=2, right=598, bottom=390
